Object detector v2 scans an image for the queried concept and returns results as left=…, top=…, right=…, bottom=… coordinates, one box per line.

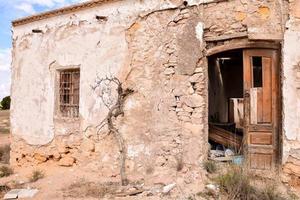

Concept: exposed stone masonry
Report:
left=10, top=0, right=300, bottom=189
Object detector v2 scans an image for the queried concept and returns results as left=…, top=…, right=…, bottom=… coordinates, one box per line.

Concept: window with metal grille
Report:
left=59, top=69, right=80, bottom=118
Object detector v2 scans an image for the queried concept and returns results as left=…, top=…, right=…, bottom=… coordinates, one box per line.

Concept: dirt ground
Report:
left=0, top=162, right=299, bottom=200
left=0, top=162, right=189, bottom=200
left=0, top=110, right=300, bottom=199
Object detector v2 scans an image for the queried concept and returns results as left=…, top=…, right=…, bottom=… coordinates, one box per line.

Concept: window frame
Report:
left=55, top=68, right=80, bottom=119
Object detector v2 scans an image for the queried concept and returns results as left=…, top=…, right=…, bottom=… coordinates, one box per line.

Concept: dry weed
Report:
left=0, top=145, right=10, bottom=164
left=203, top=160, right=217, bottom=173
left=29, top=170, right=44, bottom=182
left=216, top=167, right=286, bottom=200
left=0, top=166, right=13, bottom=178
left=64, top=180, right=119, bottom=198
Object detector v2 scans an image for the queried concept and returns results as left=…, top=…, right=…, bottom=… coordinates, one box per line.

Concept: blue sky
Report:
left=0, top=0, right=87, bottom=100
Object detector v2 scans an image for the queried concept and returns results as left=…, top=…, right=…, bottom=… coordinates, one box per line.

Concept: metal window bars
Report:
left=59, top=69, right=80, bottom=118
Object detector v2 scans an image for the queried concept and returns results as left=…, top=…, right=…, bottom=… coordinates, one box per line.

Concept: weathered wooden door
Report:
left=243, top=49, right=279, bottom=170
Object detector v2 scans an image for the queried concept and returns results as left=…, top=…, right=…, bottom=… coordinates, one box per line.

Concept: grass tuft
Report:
left=216, top=167, right=286, bottom=200
left=29, top=170, right=44, bottom=182
left=0, top=166, right=13, bottom=178
left=0, top=145, right=10, bottom=164
left=203, top=160, right=217, bottom=173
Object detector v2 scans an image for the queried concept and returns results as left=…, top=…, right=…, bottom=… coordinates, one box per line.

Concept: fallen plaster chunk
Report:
left=4, top=189, right=39, bottom=199
left=205, top=184, right=219, bottom=196
left=162, top=183, right=176, bottom=194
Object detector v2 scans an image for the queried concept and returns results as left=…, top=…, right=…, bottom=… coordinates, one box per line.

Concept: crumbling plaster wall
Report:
left=282, top=0, right=300, bottom=182
left=11, top=0, right=209, bottom=186
left=11, top=0, right=289, bottom=186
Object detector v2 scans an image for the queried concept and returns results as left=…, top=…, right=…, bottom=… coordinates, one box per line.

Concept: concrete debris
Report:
left=224, top=149, right=235, bottom=157
left=4, top=189, right=38, bottom=199
left=205, top=184, right=219, bottom=196
left=210, top=150, right=224, bottom=158
left=162, top=183, right=176, bottom=194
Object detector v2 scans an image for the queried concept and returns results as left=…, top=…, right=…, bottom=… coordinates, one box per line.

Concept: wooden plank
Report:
left=257, top=88, right=263, bottom=123
left=209, top=124, right=242, bottom=150
left=229, top=98, right=244, bottom=129
left=243, top=50, right=252, bottom=90
left=271, top=50, right=279, bottom=164
left=250, top=132, right=272, bottom=145
left=243, top=50, right=252, bottom=160
left=209, top=156, right=233, bottom=162
left=249, top=124, right=272, bottom=132
left=250, top=153, right=272, bottom=170
left=262, top=57, right=272, bottom=123
left=250, top=88, right=257, bottom=124
left=248, top=147, right=273, bottom=154
left=205, top=32, right=247, bottom=42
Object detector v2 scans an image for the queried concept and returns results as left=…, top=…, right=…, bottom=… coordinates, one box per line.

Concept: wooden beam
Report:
left=205, top=32, right=248, bottom=42
left=209, top=124, right=242, bottom=150
left=206, top=41, right=280, bottom=56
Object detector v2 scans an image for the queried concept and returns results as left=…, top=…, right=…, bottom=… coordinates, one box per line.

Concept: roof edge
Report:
left=12, top=0, right=117, bottom=27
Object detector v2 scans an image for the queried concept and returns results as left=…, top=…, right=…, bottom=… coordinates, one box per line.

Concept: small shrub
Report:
left=203, top=160, right=217, bottom=173
left=216, top=167, right=286, bottom=200
left=0, top=128, right=9, bottom=134
left=217, top=167, right=255, bottom=199
left=0, top=96, right=10, bottom=110
left=29, top=170, right=44, bottom=182
left=0, top=166, right=13, bottom=177
left=0, top=145, right=10, bottom=164
left=260, top=185, right=286, bottom=200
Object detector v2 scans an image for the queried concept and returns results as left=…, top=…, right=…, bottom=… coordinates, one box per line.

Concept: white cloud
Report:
left=3, top=0, right=86, bottom=16
left=6, top=0, right=90, bottom=16
left=15, top=3, right=36, bottom=14
left=0, top=49, right=11, bottom=99
left=0, top=49, right=11, bottom=72
left=22, top=0, right=66, bottom=8
left=17, top=0, right=89, bottom=9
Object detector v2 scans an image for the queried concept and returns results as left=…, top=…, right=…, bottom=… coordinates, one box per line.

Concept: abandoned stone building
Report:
left=10, top=0, right=300, bottom=186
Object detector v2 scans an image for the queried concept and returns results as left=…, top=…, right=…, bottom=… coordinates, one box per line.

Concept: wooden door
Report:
left=243, top=49, right=279, bottom=170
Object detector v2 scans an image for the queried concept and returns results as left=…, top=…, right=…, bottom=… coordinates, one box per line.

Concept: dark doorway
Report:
left=208, top=47, right=280, bottom=172
left=208, top=49, right=244, bottom=156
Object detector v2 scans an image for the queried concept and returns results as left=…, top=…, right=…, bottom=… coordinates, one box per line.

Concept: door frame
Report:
left=206, top=41, right=282, bottom=169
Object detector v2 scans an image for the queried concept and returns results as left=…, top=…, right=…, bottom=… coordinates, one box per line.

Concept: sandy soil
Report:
left=0, top=162, right=170, bottom=200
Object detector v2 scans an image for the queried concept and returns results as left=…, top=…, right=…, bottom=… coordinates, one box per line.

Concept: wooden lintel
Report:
left=206, top=41, right=280, bottom=56
left=205, top=32, right=248, bottom=42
